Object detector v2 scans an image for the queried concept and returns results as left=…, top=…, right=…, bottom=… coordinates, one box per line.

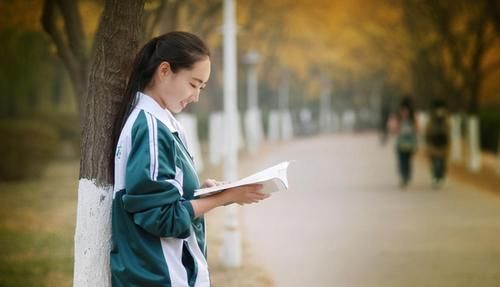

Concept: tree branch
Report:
left=41, top=0, right=77, bottom=73
left=143, top=0, right=166, bottom=41
left=56, top=0, right=86, bottom=64
left=191, top=0, right=222, bottom=37
left=157, top=0, right=183, bottom=34
left=486, top=0, right=500, bottom=33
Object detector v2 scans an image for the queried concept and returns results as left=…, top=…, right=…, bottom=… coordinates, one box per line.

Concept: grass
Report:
left=0, top=153, right=273, bottom=287
left=0, top=160, right=77, bottom=287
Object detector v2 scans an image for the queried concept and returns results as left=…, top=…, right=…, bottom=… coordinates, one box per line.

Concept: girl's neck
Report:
left=143, top=87, right=167, bottom=109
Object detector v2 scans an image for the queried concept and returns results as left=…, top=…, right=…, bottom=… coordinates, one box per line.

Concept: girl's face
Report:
left=152, top=57, right=211, bottom=113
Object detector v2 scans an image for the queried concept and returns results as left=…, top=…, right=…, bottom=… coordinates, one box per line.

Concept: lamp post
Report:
left=220, top=0, right=241, bottom=268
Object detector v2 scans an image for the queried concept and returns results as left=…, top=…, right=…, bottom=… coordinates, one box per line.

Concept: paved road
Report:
left=242, top=134, right=500, bottom=287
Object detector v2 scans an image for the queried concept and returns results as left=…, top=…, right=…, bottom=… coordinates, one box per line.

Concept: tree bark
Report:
left=80, top=0, right=145, bottom=184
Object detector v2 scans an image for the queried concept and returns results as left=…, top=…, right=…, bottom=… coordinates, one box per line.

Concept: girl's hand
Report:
left=221, top=184, right=269, bottom=205
left=201, top=178, right=226, bottom=188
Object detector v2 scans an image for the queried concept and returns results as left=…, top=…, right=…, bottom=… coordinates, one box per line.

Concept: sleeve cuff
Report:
left=182, top=200, right=195, bottom=220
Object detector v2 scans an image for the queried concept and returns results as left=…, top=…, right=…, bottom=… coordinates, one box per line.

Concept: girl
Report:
left=395, top=97, right=418, bottom=188
left=111, top=32, right=268, bottom=287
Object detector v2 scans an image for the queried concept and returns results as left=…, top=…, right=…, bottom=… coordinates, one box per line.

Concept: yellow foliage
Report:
left=79, top=2, right=103, bottom=38
left=237, top=0, right=413, bottom=96
left=0, top=0, right=101, bottom=37
left=0, top=0, right=44, bottom=31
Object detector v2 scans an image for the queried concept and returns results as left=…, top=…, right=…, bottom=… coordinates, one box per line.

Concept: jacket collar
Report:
left=134, top=92, right=179, bottom=134
left=134, top=92, right=193, bottom=159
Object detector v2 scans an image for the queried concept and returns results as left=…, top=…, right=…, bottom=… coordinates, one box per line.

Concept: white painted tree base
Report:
left=73, top=179, right=113, bottom=287
left=450, top=114, right=463, bottom=163
left=219, top=205, right=241, bottom=267
left=268, top=110, right=281, bottom=142
left=417, top=112, right=429, bottom=151
left=467, top=116, right=481, bottom=172
left=244, top=108, right=264, bottom=154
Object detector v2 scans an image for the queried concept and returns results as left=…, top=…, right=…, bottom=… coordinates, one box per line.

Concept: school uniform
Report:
left=111, top=92, right=210, bottom=287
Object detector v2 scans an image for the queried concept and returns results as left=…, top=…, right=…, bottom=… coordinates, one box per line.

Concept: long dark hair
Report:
left=111, top=32, right=210, bottom=175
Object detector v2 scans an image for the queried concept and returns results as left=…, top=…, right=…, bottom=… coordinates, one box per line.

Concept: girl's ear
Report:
left=158, top=61, right=172, bottom=77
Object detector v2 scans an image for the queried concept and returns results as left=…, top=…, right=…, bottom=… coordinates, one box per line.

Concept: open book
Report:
left=194, top=161, right=293, bottom=198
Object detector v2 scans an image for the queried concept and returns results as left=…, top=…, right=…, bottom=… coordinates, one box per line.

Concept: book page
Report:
left=194, top=161, right=292, bottom=197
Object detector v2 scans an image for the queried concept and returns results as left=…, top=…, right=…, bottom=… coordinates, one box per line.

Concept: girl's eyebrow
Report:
left=191, top=77, right=206, bottom=84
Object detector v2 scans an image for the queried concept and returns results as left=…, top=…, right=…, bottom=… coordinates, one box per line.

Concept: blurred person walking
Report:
left=425, top=100, right=450, bottom=189
left=394, top=97, right=418, bottom=188
left=379, top=100, right=391, bottom=145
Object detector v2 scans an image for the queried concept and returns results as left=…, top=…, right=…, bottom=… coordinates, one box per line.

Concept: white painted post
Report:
left=319, top=74, right=332, bottom=133
left=209, top=112, right=224, bottom=166
left=467, top=115, right=481, bottom=172
left=331, top=111, right=340, bottom=132
left=243, top=51, right=263, bottom=154
left=236, top=113, right=245, bottom=151
left=281, top=110, right=294, bottom=140
left=279, top=70, right=293, bottom=140
left=341, top=110, right=356, bottom=132
left=244, top=109, right=263, bottom=153
left=417, top=112, right=429, bottom=151
left=299, top=108, right=313, bottom=135
left=220, top=0, right=241, bottom=268
left=450, top=114, right=462, bottom=163
left=268, top=110, right=281, bottom=142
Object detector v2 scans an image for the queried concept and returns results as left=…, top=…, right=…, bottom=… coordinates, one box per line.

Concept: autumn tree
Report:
left=400, top=0, right=500, bottom=113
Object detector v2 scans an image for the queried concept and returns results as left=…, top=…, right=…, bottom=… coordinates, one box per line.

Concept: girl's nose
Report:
left=193, top=91, right=200, bottom=103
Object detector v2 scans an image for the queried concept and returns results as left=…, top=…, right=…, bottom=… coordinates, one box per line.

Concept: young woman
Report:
left=395, top=97, right=418, bottom=188
left=111, top=32, right=268, bottom=287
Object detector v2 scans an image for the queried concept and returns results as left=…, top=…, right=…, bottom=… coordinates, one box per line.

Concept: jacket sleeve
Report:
left=122, top=114, right=194, bottom=238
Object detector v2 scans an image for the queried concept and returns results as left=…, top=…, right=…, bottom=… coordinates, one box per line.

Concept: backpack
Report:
left=427, top=118, right=448, bottom=147
left=397, top=121, right=417, bottom=152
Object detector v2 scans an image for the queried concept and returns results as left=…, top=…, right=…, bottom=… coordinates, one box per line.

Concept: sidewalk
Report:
left=240, top=133, right=500, bottom=287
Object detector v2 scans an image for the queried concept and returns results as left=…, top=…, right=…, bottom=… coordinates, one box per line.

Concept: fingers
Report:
left=245, top=190, right=270, bottom=204
left=202, top=179, right=217, bottom=188
left=225, top=184, right=270, bottom=206
left=242, top=184, right=263, bottom=192
left=202, top=179, right=231, bottom=188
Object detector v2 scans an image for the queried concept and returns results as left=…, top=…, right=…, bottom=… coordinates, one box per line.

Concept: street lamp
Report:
left=220, top=0, right=241, bottom=268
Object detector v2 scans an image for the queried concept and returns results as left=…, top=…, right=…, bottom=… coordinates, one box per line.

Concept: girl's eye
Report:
left=190, top=83, right=197, bottom=88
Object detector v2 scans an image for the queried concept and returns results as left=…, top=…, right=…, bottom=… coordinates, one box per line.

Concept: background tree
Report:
left=400, top=0, right=500, bottom=113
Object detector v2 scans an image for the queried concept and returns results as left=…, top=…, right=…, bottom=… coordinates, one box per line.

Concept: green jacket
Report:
left=112, top=92, right=209, bottom=287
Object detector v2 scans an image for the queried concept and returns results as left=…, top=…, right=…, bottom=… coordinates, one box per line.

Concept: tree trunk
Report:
left=74, top=0, right=145, bottom=286
left=468, top=10, right=488, bottom=115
